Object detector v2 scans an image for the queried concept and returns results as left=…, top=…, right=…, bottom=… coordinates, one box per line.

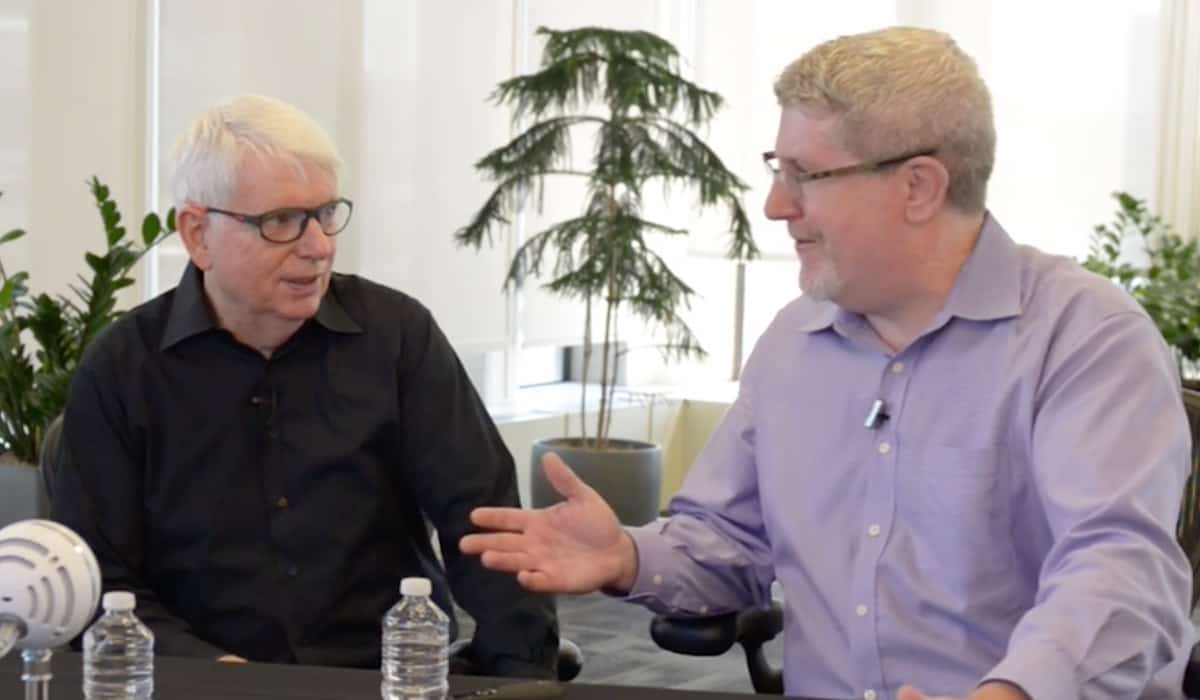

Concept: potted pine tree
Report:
left=0, top=180, right=175, bottom=525
left=456, top=26, right=757, bottom=524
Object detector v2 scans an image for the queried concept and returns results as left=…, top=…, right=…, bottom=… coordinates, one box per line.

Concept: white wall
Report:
left=2, top=0, right=149, bottom=309
left=896, top=0, right=1164, bottom=256
left=0, top=0, right=31, bottom=257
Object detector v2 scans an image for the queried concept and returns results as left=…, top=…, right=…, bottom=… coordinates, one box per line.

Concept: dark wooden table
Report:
left=0, top=649, right=829, bottom=699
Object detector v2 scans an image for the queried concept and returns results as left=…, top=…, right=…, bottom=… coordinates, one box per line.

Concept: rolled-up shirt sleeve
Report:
left=622, top=384, right=776, bottom=616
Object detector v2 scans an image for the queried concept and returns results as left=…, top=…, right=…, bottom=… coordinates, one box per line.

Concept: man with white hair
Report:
left=460, top=26, right=1194, bottom=699
left=51, top=95, right=558, bottom=677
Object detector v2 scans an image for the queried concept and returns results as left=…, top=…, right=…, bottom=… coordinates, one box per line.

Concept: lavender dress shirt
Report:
left=625, top=215, right=1194, bottom=699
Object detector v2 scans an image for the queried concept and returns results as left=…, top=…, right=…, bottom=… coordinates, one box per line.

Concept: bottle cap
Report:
left=102, top=591, right=136, bottom=611
left=400, top=577, right=432, bottom=597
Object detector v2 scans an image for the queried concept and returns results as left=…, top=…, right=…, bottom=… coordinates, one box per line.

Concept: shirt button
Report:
left=864, top=690, right=877, bottom=700
left=268, top=430, right=279, bottom=440
left=699, top=605, right=709, bottom=614
left=891, top=361, right=904, bottom=374
left=275, top=496, right=289, bottom=509
left=652, top=574, right=664, bottom=586
left=877, top=442, right=891, bottom=455
left=286, top=564, right=299, bottom=577
left=855, top=604, right=868, bottom=616
left=867, top=524, right=881, bottom=537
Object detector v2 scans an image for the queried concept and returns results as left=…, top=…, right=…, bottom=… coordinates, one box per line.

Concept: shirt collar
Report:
left=794, top=302, right=839, bottom=333
left=160, top=264, right=363, bottom=351
left=312, top=281, right=364, bottom=334
left=939, top=212, right=1023, bottom=323
left=160, top=264, right=215, bottom=350
left=794, top=211, right=1023, bottom=335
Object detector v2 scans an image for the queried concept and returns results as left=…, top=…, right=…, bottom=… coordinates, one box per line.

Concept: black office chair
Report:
left=37, top=414, right=65, bottom=515
left=650, top=602, right=783, bottom=694
left=448, top=637, right=583, bottom=682
left=1185, top=645, right=1200, bottom=699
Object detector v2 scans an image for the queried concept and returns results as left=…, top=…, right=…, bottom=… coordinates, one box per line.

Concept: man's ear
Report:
left=901, top=156, right=950, bottom=224
left=177, top=206, right=214, bottom=270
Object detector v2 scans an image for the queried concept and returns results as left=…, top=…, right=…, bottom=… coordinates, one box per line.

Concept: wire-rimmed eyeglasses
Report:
left=205, top=198, right=354, bottom=244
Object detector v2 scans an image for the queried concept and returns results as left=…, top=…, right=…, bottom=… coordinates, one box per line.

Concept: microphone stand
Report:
left=1, top=620, right=53, bottom=700
left=20, top=648, right=52, bottom=700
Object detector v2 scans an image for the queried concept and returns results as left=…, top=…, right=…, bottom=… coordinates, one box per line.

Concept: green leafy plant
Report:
left=1083, top=192, right=1199, bottom=386
left=0, top=178, right=175, bottom=464
left=457, top=26, right=757, bottom=448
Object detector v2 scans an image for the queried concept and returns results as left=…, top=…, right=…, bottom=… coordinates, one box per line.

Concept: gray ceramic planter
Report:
left=0, top=455, right=43, bottom=526
left=530, top=437, right=662, bottom=526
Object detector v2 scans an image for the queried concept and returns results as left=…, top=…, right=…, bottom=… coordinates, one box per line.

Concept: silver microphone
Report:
left=0, top=519, right=102, bottom=700
left=0, top=518, right=102, bottom=655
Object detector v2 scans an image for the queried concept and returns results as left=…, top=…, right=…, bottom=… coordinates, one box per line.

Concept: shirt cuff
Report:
left=626, top=524, right=673, bottom=595
left=605, top=524, right=715, bottom=616
left=983, top=642, right=1077, bottom=700
left=599, top=525, right=670, bottom=604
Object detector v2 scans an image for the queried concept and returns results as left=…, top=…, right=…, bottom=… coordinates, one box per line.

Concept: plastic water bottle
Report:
left=381, top=577, right=449, bottom=700
left=83, top=591, right=154, bottom=700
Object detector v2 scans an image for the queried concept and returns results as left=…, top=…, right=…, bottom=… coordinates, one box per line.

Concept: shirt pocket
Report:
left=900, top=445, right=1012, bottom=582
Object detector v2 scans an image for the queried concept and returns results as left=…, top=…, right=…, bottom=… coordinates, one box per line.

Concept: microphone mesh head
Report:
left=0, top=519, right=102, bottom=648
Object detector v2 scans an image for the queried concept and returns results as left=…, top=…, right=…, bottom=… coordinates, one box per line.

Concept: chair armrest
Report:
left=651, top=604, right=785, bottom=695
left=736, top=602, right=783, bottom=649
left=555, top=638, right=583, bottom=682
left=737, top=602, right=784, bottom=695
left=649, top=610, right=740, bottom=656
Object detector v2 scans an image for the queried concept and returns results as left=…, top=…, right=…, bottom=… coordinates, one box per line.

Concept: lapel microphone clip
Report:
left=864, top=399, right=890, bottom=430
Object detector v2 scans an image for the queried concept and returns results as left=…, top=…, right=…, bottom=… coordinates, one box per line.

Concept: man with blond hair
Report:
left=51, top=95, right=558, bottom=677
left=461, top=26, right=1194, bottom=699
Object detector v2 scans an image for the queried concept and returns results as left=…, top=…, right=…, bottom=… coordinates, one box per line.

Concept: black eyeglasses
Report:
left=762, top=149, right=937, bottom=195
left=205, top=198, right=354, bottom=244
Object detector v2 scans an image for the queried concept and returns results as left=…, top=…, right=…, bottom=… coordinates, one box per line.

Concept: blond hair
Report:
left=169, top=95, right=342, bottom=208
left=774, top=26, right=994, bottom=212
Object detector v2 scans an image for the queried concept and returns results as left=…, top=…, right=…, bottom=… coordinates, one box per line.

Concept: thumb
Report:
left=542, top=452, right=593, bottom=501
left=897, top=687, right=929, bottom=700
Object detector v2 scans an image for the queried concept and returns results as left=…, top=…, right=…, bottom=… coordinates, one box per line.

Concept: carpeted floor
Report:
left=458, top=591, right=783, bottom=693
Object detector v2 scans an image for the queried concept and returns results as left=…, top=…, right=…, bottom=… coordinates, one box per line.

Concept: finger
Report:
left=542, top=452, right=594, bottom=501
left=897, top=687, right=929, bottom=700
left=480, top=550, right=538, bottom=573
left=516, top=569, right=561, bottom=593
left=469, top=506, right=530, bottom=532
left=217, top=655, right=248, bottom=664
left=459, top=532, right=532, bottom=555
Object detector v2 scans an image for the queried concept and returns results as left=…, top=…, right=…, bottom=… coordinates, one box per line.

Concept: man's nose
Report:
left=764, top=179, right=803, bottom=221
left=295, top=217, right=334, bottom=258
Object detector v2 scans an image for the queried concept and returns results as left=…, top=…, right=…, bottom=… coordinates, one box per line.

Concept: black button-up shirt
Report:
left=51, top=265, right=557, bottom=676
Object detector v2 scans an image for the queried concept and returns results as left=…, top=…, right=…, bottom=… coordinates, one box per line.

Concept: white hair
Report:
left=169, top=95, right=342, bottom=208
